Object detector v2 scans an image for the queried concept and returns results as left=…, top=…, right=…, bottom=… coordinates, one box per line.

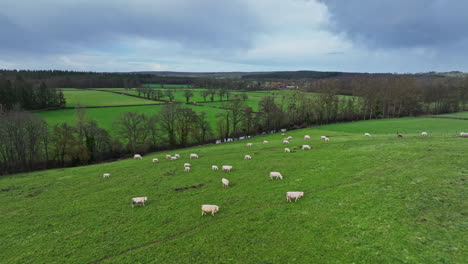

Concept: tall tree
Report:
left=114, top=112, right=149, bottom=153
left=159, top=104, right=180, bottom=146
left=183, top=90, right=194, bottom=103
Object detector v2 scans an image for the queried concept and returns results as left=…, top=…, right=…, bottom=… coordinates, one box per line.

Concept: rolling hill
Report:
left=0, top=117, right=466, bottom=263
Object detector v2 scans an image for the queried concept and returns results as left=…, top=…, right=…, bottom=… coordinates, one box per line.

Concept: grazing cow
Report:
left=286, top=192, right=304, bottom=202
left=170, top=156, right=177, bottom=160
left=281, top=133, right=286, bottom=136
left=364, top=133, right=371, bottom=137
left=320, top=136, right=327, bottom=140
left=174, top=154, right=180, bottom=158
left=283, top=140, right=290, bottom=144
left=304, top=135, right=311, bottom=140
left=134, top=154, right=143, bottom=159
left=324, top=137, right=330, bottom=142
left=287, top=136, right=293, bottom=140
left=131, top=197, right=148, bottom=208
left=184, top=166, right=191, bottom=172
left=212, top=165, right=219, bottom=170
left=222, top=178, right=229, bottom=188
left=269, top=171, right=283, bottom=180
left=247, top=143, right=253, bottom=147
left=201, top=205, right=219, bottom=216
left=397, top=133, right=403, bottom=137
left=263, top=140, right=269, bottom=144
left=222, top=165, right=233, bottom=172
left=460, top=132, right=468, bottom=137
left=421, top=132, right=428, bottom=136
left=152, top=158, right=159, bottom=163
left=302, top=145, right=311, bottom=150
left=190, top=153, right=199, bottom=159
left=166, top=154, right=172, bottom=159
left=184, top=163, right=191, bottom=167
left=103, top=173, right=110, bottom=178
left=244, top=155, right=252, bottom=160
left=284, top=148, right=291, bottom=153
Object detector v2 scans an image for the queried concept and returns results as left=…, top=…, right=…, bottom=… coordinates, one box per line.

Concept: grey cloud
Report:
left=0, top=0, right=261, bottom=54
left=322, top=0, right=468, bottom=49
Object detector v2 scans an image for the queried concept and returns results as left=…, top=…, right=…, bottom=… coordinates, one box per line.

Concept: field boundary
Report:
left=425, top=115, right=468, bottom=120
left=90, top=156, right=427, bottom=263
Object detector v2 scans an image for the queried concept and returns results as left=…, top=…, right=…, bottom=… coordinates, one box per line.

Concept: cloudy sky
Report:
left=1, top=0, right=466, bottom=73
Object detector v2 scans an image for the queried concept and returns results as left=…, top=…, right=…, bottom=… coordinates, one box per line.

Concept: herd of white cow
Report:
left=103, top=130, right=465, bottom=215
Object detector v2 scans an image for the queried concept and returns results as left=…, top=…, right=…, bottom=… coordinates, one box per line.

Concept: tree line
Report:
left=0, top=76, right=66, bottom=111
left=1, top=72, right=467, bottom=175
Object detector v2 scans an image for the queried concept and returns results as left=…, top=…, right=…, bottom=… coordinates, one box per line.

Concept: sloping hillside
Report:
left=0, top=117, right=466, bottom=263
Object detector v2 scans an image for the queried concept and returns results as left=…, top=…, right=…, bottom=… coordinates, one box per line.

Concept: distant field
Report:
left=99, top=88, right=330, bottom=111
left=63, top=89, right=156, bottom=107
left=1, top=117, right=466, bottom=263
left=142, top=84, right=191, bottom=88
left=434, top=111, right=468, bottom=118
left=316, top=117, right=468, bottom=135
left=37, top=104, right=225, bottom=132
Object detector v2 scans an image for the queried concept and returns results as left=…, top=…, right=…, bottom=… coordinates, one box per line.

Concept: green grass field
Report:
left=1, top=117, right=466, bottom=263
left=316, top=117, right=468, bottom=135
left=142, top=84, right=191, bottom=88
left=37, top=104, right=225, bottom=132
left=97, top=88, right=328, bottom=111
left=62, top=89, right=156, bottom=107
left=434, top=111, right=468, bottom=118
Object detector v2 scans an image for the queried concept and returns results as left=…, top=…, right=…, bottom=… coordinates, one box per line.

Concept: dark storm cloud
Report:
left=0, top=0, right=261, bottom=54
left=322, top=0, right=468, bottom=48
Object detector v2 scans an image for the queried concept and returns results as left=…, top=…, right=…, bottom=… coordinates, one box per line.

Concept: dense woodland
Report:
left=0, top=70, right=467, bottom=174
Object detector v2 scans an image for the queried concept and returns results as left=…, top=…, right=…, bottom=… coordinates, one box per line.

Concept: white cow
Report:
left=131, top=197, right=148, bottom=208
left=222, top=178, right=229, bottom=188
left=190, top=153, right=199, bottom=159
left=165, top=154, right=172, bottom=159
left=134, top=154, right=143, bottom=159
left=320, top=136, right=327, bottom=140
left=460, top=132, right=468, bottom=137
left=152, top=158, right=159, bottom=163
left=283, top=140, right=290, bottom=144
left=103, top=173, right=110, bottom=178
left=421, top=132, right=428, bottom=136
left=287, top=136, right=293, bottom=140
left=281, top=133, right=286, bottom=136
left=170, top=156, right=177, bottom=160
left=247, top=143, right=253, bottom=147
left=174, top=154, right=180, bottom=158
left=364, top=133, right=371, bottom=137
left=184, top=163, right=191, bottom=167
left=284, top=148, right=291, bottom=153
left=304, top=135, right=311, bottom=140
left=212, top=165, right=219, bottom=171
left=263, top=140, right=269, bottom=144
left=269, top=171, right=283, bottom=180
left=324, top=137, right=330, bottom=142
left=184, top=166, right=191, bottom=172
left=201, top=205, right=219, bottom=216
left=286, top=192, right=304, bottom=202
left=302, top=145, right=311, bottom=150
left=244, top=155, right=252, bottom=160
left=222, top=165, right=233, bottom=172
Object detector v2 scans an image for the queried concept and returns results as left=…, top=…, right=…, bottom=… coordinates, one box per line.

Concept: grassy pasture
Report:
left=316, top=117, right=468, bottom=136
left=0, top=117, right=466, bottom=263
left=62, top=89, right=157, bottom=107
left=434, top=111, right=468, bottom=118
left=37, top=104, right=225, bottom=132
left=142, top=84, right=191, bottom=88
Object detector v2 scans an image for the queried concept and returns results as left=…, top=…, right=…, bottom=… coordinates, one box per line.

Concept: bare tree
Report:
left=114, top=112, right=149, bottom=153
